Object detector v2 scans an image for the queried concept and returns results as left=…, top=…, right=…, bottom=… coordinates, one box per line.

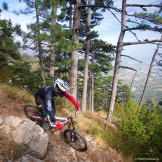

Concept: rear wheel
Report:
left=64, top=128, right=88, bottom=152
left=24, top=104, right=41, bottom=122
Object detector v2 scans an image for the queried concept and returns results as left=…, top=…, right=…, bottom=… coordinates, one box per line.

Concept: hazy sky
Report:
left=95, top=0, right=162, bottom=64
left=1, top=0, right=162, bottom=65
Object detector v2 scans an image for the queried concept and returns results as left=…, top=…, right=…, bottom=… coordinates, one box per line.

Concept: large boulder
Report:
left=2, top=116, right=48, bottom=158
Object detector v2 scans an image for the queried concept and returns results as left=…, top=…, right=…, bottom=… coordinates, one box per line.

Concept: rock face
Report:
left=1, top=116, right=48, bottom=158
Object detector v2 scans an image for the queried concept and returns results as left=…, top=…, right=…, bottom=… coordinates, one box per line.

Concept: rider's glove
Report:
left=56, top=122, right=63, bottom=130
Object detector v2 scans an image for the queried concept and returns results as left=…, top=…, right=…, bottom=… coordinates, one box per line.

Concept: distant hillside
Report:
left=119, top=58, right=162, bottom=103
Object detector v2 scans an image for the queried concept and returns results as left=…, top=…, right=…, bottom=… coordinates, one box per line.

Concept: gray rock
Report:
left=2, top=116, right=48, bottom=158
left=15, top=154, right=44, bottom=162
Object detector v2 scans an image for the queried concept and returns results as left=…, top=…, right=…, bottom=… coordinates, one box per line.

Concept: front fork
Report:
left=67, top=117, right=75, bottom=130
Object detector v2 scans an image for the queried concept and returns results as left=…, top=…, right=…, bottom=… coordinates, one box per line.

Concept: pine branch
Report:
left=107, top=8, right=140, bottom=42
left=155, top=59, right=162, bottom=65
left=127, top=13, right=162, bottom=25
left=0, top=49, right=20, bottom=59
left=124, top=27, right=162, bottom=33
left=120, top=66, right=137, bottom=71
left=126, top=4, right=162, bottom=8
left=127, top=4, right=162, bottom=13
left=126, top=19, right=141, bottom=25
left=121, top=54, right=142, bottom=63
left=123, top=39, right=162, bottom=46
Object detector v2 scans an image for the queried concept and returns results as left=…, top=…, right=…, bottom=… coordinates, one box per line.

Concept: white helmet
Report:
left=52, top=79, right=70, bottom=93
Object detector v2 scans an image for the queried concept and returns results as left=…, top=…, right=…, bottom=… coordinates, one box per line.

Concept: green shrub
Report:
left=0, top=62, right=43, bottom=94
left=114, top=100, right=162, bottom=159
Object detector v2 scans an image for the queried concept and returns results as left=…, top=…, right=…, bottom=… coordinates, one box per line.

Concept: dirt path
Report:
left=0, top=90, right=25, bottom=118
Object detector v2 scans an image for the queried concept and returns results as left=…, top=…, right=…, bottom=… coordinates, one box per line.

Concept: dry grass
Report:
left=74, top=111, right=131, bottom=162
left=0, top=83, right=34, bottom=103
left=0, top=131, right=28, bottom=161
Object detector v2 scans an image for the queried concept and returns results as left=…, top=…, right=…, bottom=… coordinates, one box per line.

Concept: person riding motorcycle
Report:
left=35, top=78, right=80, bottom=130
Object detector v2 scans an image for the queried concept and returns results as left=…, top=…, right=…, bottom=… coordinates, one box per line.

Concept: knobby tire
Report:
left=24, top=104, right=40, bottom=121
left=64, top=128, right=88, bottom=152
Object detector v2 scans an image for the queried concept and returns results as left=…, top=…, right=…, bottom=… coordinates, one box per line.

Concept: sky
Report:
left=1, top=0, right=162, bottom=69
left=95, top=0, right=162, bottom=63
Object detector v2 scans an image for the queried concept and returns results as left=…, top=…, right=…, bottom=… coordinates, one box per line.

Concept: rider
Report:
left=35, top=78, right=80, bottom=130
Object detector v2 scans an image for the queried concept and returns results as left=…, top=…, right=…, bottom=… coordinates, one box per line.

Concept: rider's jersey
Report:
left=35, top=86, right=80, bottom=121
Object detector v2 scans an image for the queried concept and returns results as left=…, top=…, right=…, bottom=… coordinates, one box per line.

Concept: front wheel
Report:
left=64, top=129, right=88, bottom=152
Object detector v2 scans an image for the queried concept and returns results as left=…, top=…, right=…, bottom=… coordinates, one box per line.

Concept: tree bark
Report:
left=107, top=0, right=126, bottom=122
left=70, top=0, right=81, bottom=99
left=49, top=1, right=57, bottom=78
left=81, top=0, right=92, bottom=112
left=88, top=74, right=92, bottom=110
left=124, top=39, right=162, bottom=46
left=69, top=0, right=73, bottom=29
left=35, top=0, right=46, bottom=85
left=89, top=46, right=95, bottom=112
left=139, top=37, right=162, bottom=107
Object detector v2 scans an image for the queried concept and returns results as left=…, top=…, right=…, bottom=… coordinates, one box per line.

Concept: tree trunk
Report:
left=126, top=70, right=137, bottom=102
left=35, top=0, right=45, bottom=85
left=81, top=0, right=92, bottom=112
left=91, top=71, right=94, bottom=112
left=49, top=2, right=57, bottom=78
left=88, top=74, right=92, bottom=110
left=107, top=0, right=126, bottom=122
left=139, top=38, right=161, bottom=107
left=70, top=0, right=81, bottom=99
left=89, top=46, right=95, bottom=112
left=69, top=0, right=73, bottom=29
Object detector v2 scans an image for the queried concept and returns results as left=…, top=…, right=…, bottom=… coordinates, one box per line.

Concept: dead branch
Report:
left=107, top=8, right=140, bottom=41
left=126, top=4, right=162, bottom=8
left=120, top=66, right=137, bottom=71
left=126, top=19, right=141, bottom=25
left=124, top=27, right=162, bottom=33
left=123, top=39, right=162, bottom=46
left=155, top=59, right=162, bottom=64
left=121, top=54, right=142, bottom=63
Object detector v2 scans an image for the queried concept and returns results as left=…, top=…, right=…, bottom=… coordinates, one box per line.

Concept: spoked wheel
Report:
left=24, top=104, right=41, bottom=122
left=64, top=128, right=88, bottom=152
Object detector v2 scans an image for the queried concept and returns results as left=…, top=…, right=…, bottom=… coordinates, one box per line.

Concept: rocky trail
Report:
left=0, top=90, right=125, bottom=162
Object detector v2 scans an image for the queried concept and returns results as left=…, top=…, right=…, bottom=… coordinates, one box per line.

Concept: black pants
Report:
left=35, top=96, right=56, bottom=122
